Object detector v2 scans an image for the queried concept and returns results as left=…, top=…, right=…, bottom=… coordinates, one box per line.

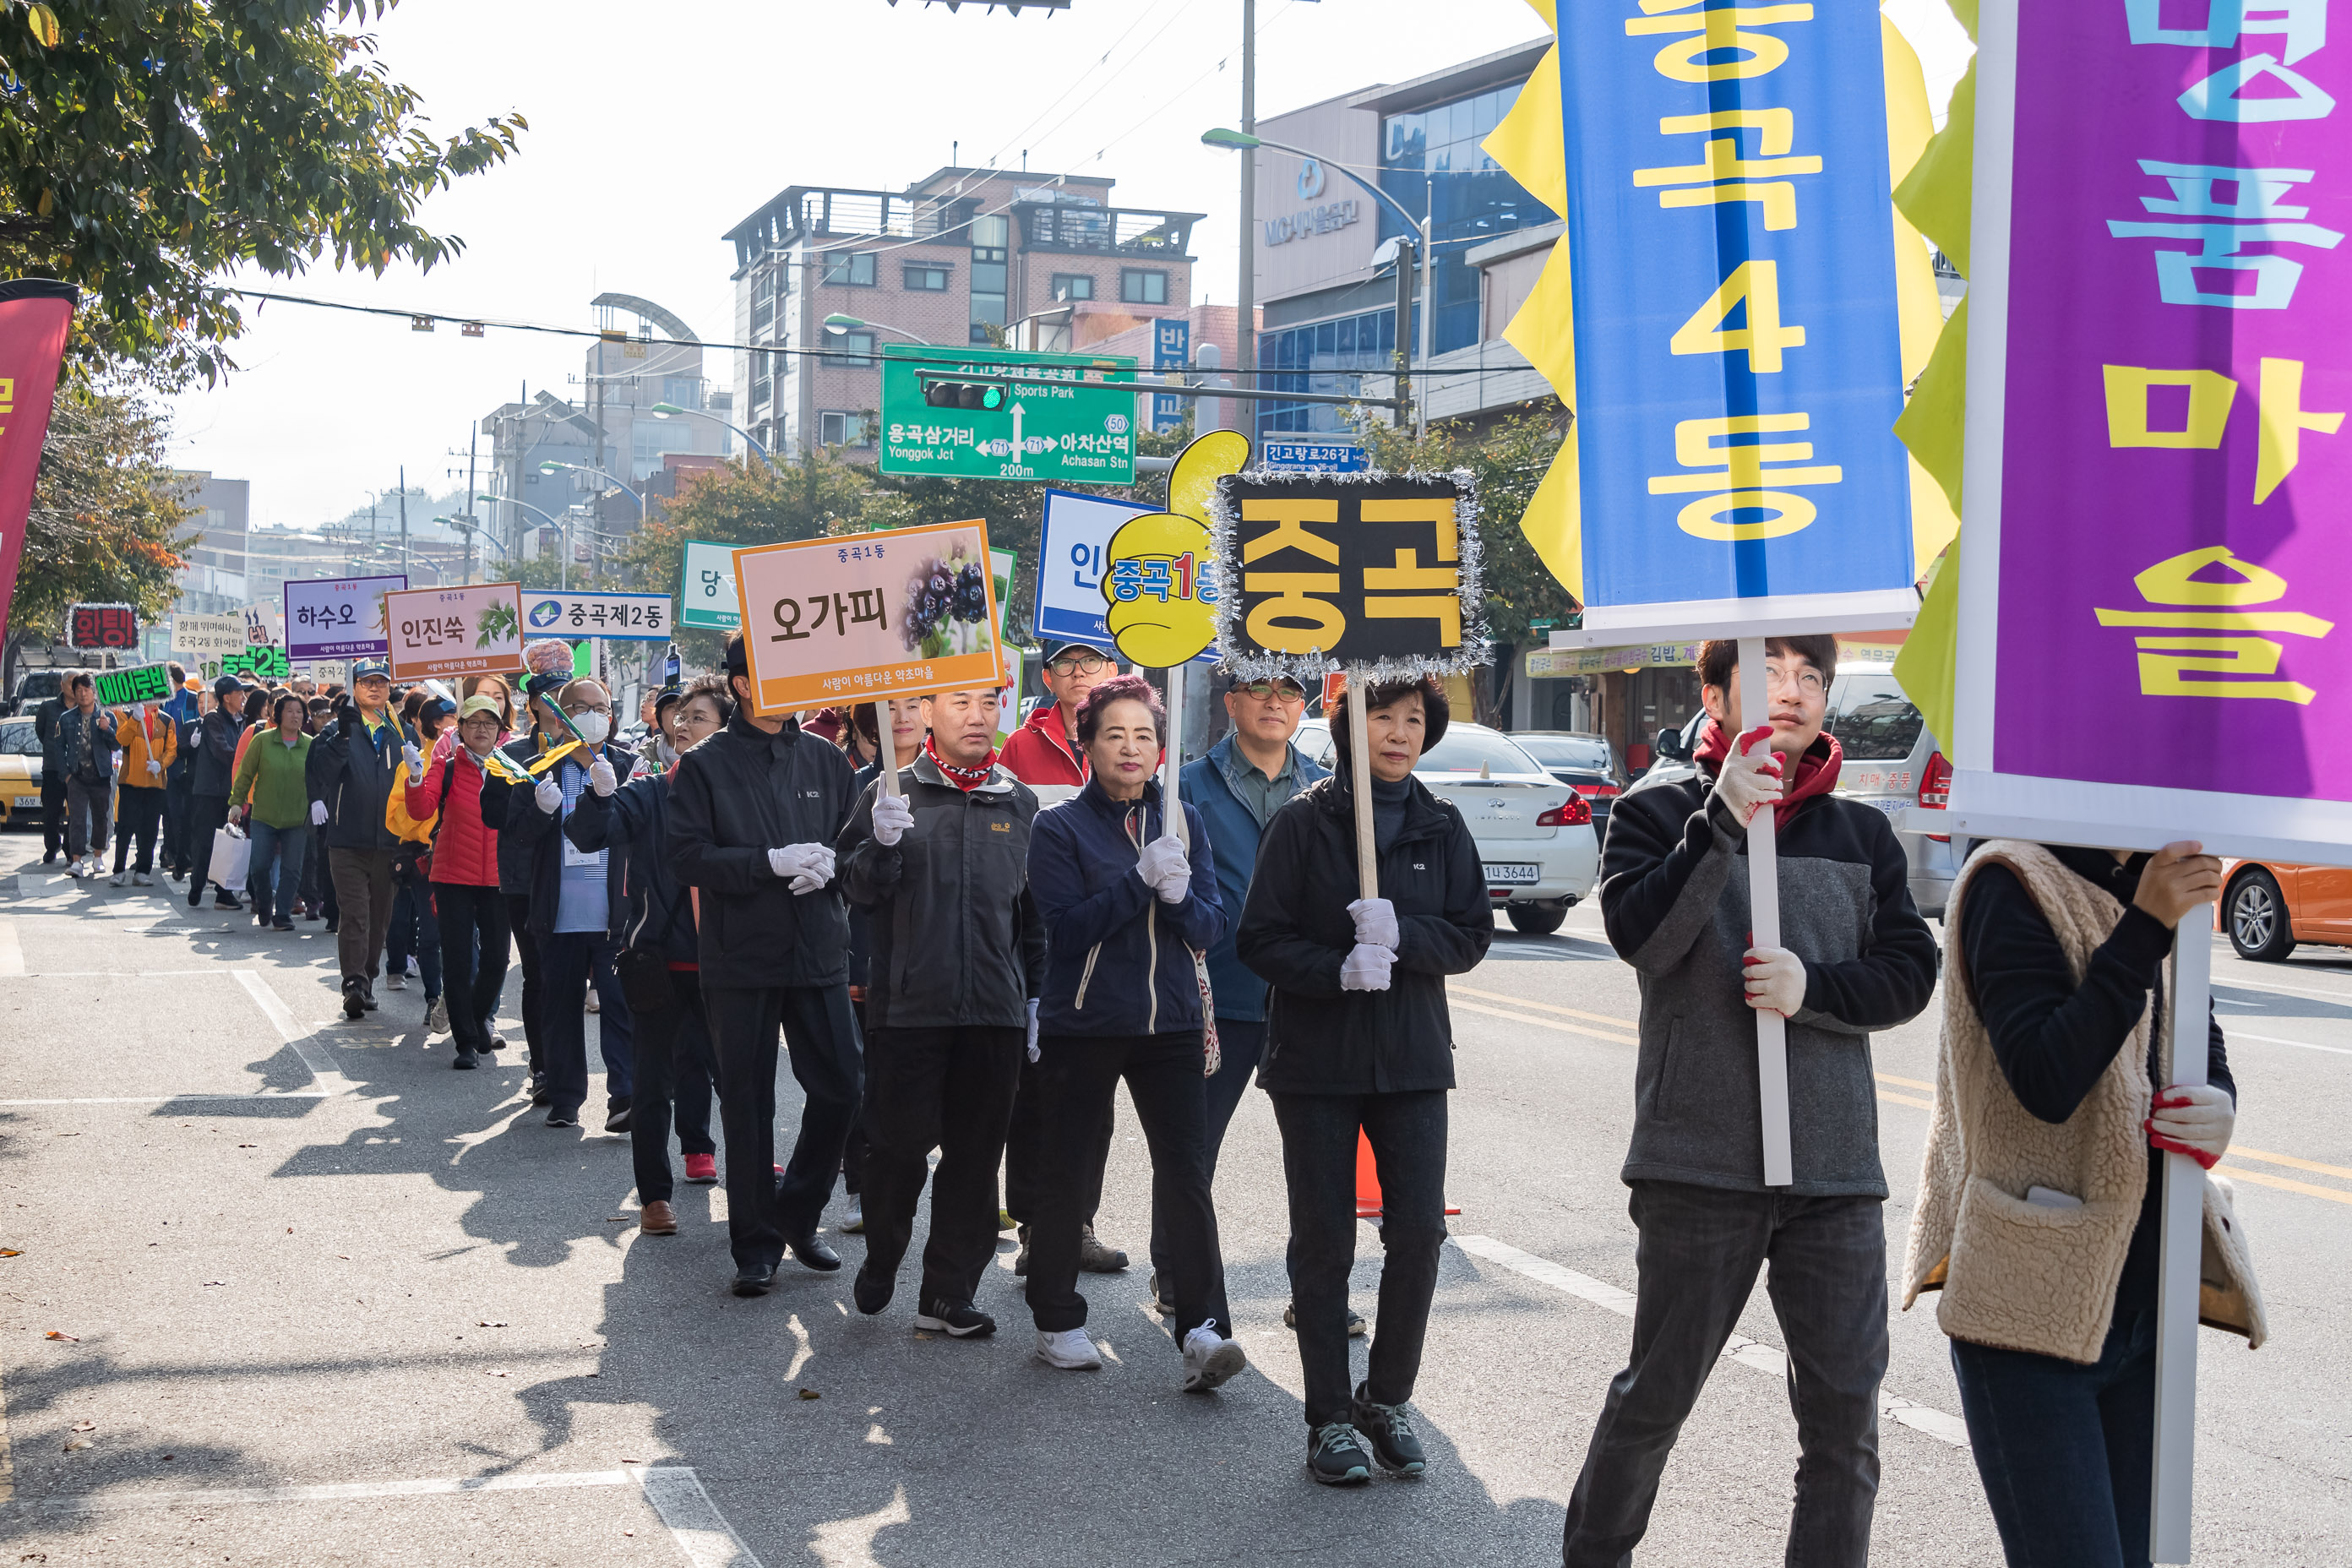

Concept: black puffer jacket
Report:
left=1239, top=774, right=1492, bottom=1094
left=191, top=709, right=246, bottom=798
left=666, top=713, right=857, bottom=990
left=836, top=754, right=1047, bottom=1032
left=305, top=707, right=400, bottom=852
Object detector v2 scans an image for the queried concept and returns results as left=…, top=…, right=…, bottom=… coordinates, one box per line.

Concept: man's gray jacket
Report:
left=1598, top=744, right=1938, bottom=1197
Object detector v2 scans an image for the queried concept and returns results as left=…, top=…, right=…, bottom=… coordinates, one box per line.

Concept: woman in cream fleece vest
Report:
left=1903, top=839, right=2262, bottom=1568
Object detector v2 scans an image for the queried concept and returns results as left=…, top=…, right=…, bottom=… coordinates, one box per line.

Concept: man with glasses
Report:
left=1165, top=673, right=1341, bottom=1321
left=999, top=640, right=1113, bottom=790
left=1561, top=634, right=1936, bottom=1568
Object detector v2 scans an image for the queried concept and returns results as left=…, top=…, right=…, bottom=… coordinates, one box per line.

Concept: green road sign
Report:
left=879, top=345, right=1139, bottom=486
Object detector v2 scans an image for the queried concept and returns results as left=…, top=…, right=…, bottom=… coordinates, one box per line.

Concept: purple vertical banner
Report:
left=1995, top=5, right=2352, bottom=801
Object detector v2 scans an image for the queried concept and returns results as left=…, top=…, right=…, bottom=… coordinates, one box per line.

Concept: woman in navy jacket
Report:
left=1022, top=674, right=1245, bottom=1393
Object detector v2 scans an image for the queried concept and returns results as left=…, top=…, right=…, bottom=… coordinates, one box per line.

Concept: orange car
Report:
left=2221, top=858, right=2352, bottom=961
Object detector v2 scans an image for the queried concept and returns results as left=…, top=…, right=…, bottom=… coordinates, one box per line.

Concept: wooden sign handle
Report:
left=1348, top=678, right=1377, bottom=900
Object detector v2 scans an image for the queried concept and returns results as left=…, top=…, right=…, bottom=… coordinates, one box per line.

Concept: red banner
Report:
left=0, top=280, right=79, bottom=645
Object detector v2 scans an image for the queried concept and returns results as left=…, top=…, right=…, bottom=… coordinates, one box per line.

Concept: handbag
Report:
left=208, top=825, right=251, bottom=890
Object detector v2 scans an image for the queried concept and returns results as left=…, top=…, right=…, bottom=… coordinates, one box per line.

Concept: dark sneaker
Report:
left=852, top=1261, right=893, bottom=1316
left=1284, top=1304, right=1369, bottom=1337
left=1353, top=1384, right=1426, bottom=1476
left=360, top=980, right=379, bottom=1012
left=546, top=1107, right=579, bottom=1129
left=604, top=1099, right=633, bottom=1134
left=915, top=1298, right=996, bottom=1338
left=452, top=1049, right=479, bottom=1070
left=530, top=1072, right=553, bottom=1108
left=1307, top=1422, right=1374, bottom=1487
left=341, top=979, right=366, bottom=1021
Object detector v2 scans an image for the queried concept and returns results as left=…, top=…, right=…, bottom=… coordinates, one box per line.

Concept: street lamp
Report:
left=822, top=313, right=927, bottom=344
left=537, top=460, right=648, bottom=526
left=433, top=514, right=510, bottom=585
left=479, top=491, right=580, bottom=591
left=1202, top=126, right=1435, bottom=437
left=650, top=401, right=778, bottom=472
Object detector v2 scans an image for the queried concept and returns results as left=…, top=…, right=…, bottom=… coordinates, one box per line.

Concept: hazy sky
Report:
left=167, top=0, right=1974, bottom=531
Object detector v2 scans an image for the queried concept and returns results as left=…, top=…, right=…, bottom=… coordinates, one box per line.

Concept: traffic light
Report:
left=922, top=377, right=1007, bottom=411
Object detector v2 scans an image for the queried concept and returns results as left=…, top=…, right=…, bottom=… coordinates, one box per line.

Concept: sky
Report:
left=166, top=0, right=1974, bottom=531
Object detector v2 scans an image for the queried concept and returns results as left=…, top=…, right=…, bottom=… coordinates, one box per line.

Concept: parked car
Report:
left=3, top=667, right=66, bottom=719
left=0, top=716, right=42, bottom=830
left=1294, top=717, right=1600, bottom=934
left=1510, top=731, right=1627, bottom=834
left=2219, top=859, right=2352, bottom=961
left=1631, top=664, right=1962, bottom=918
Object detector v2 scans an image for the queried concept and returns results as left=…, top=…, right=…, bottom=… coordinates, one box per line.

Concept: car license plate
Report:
left=1484, top=863, right=1541, bottom=885
left=12, top=796, right=35, bottom=808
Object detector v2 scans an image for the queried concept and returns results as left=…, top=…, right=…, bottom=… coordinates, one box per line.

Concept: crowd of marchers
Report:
left=24, top=629, right=2253, bottom=1564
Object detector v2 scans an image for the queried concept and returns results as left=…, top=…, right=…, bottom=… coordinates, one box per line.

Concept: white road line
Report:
left=1450, top=1234, right=1972, bottom=1450
left=233, top=969, right=348, bottom=1092
left=2213, top=973, right=2352, bottom=1004
left=0, top=917, right=21, bottom=977
left=632, top=1465, right=765, bottom=1568
left=6, top=1467, right=634, bottom=1514
left=2225, top=1030, right=2352, bottom=1057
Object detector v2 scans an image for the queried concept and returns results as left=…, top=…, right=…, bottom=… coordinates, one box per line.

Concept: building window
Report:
left=818, top=411, right=867, bottom=447
left=662, top=376, right=700, bottom=409
left=1255, top=308, right=1397, bottom=440
left=833, top=330, right=876, bottom=368
left=822, top=251, right=877, bottom=286
left=751, top=271, right=774, bottom=333
left=969, top=214, right=1010, bottom=346
left=903, top=263, right=951, bottom=291
left=1051, top=273, right=1094, bottom=302
left=1120, top=270, right=1168, bottom=306
left=1380, top=81, right=1533, bottom=357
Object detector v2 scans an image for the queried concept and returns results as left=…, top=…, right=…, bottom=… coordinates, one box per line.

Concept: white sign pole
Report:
left=1163, top=662, right=1188, bottom=851
left=874, top=701, right=901, bottom=801
left=1347, top=679, right=1378, bottom=900
left=1738, top=635, right=1794, bottom=1188
left=2150, top=906, right=2213, bottom=1564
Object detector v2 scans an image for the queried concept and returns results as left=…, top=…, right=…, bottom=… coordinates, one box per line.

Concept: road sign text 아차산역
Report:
left=879, top=345, right=1138, bottom=485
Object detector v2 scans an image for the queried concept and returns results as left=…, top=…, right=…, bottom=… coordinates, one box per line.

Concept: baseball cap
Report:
left=458, top=695, right=504, bottom=722
left=351, top=658, right=391, bottom=683
left=418, top=697, right=457, bottom=728
left=1043, top=640, right=1111, bottom=662
left=211, top=674, right=242, bottom=698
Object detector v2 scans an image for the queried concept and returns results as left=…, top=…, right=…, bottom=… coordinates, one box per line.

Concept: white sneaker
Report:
left=109, top=869, right=129, bottom=887
left=841, top=1195, right=864, bottom=1234
left=1035, top=1328, right=1102, bottom=1370
left=386, top=972, right=407, bottom=992
left=65, top=860, right=85, bottom=879
left=1181, top=1326, right=1247, bottom=1392
left=133, top=871, right=154, bottom=886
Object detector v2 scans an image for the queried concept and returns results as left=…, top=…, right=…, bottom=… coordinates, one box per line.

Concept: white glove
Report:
left=1340, top=942, right=1394, bottom=992
left=1026, top=998, right=1041, bottom=1064
left=1135, top=834, right=1189, bottom=898
left=870, top=792, right=915, bottom=847
left=401, top=740, right=424, bottom=783
left=1743, top=945, right=1807, bottom=1017
left=767, top=843, right=836, bottom=894
left=2148, top=1081, right=2234, bottom=1170
left=1348, top=896, right=1399, bottom=950
left=589, top=756, right=617, bottom=798
left=534, top=776, right=563, bottom=814
left=309, top=800, right=328, bottom=826
left=1712, top=724, right=1785, bottom=827
left=145, top=760, right=162, bottom=778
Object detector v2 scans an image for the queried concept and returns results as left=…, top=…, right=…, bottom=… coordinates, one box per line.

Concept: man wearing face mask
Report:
left=479, top=673, right=571, bottom=1100
left=307, top=660, right=406, bottom=1021
left=667, top=631, right=863, bottom=1297
left=406, top=694, right=513, bottom=1069
left=498, top=677, right=639, bottom=1131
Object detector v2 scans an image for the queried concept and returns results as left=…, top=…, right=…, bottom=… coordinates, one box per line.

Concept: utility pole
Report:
left=398, top=465, right=410, bottom=582
left=1238, top=0, right=1255, bottom=429
left=464, top=427, right=480, bottom=585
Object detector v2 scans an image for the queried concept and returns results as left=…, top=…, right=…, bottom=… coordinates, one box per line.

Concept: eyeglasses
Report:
left=1763, top=665, right=1827, bottom=697
left=562, top=702, right=613, bottom=718
left=1048, top=653, right=1110, bottom=676
left=1236, top=680, right=1305, bottom=703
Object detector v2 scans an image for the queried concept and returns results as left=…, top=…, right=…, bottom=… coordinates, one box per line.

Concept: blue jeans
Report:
left=247, top=820, right=311, bottom=927
left=387, top=880, right=443, bottom=999
left=1951, top=1309, right=2158, bottom=1568
left=537, top=930, right=634, bottom=1115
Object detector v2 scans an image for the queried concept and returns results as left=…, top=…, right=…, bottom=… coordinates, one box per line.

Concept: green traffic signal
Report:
left=922, top=378, right=1007, bottom=411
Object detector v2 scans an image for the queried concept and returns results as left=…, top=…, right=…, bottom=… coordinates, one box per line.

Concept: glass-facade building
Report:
left=1257, top=69, right=1538, bottom=441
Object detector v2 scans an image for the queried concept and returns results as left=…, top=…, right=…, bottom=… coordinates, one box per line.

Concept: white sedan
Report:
left=1295, top=718, right=1600, bottom=934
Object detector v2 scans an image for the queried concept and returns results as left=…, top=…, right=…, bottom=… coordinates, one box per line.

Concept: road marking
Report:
left=2213, top=974, right=2352, bottom=1004
left=2224, top=1029, right=2352, bottom=1058
left=1451, top=1234, right=1971, bottom=1449
left=1876, top=1071, right=1936, bottom=1092
left=6, top=1467, right=634, bottom=1514
left=1451, top=983, right=1637, bottom=1031
left=2215, top=1163, right=2352, bottom=1206
left=1878, top=1089, right=1936, bottom=1111
left=0, top=917, right=20, bottom=977
left=233, top=969, right=349, bottom=1093
left=1451, top=999, right=1638, bottom=1046
left=2229, top=1145, right=2352, bottom=1182
left=632, top=1464, right=765, bottom=1568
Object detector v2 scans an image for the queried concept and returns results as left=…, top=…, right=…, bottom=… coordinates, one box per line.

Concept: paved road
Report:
left=0, top=841, right=2344, bottom=1565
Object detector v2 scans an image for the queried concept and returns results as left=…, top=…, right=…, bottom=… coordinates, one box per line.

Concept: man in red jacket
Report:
left=405, top=694, right=512, bottom=1068
left=997, top=640, right=1113, bottom=790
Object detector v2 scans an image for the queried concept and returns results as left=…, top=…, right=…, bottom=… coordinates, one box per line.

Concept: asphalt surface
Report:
left=0, top=836, right=2345, bottom=1565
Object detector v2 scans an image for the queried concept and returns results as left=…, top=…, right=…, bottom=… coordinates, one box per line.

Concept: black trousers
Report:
left=702, top=983, right=863, bottom=1269
left=1152, top=1016, right=1265, bottom=1282
left=1271, top=1087, right=1449, bottom=1429
left=185, top=794, right=231, bottom=902
left=504, top=893, right=543, bottom=1073
left=432, top=884, right=512, bottom=1054
left=862, top=1024, right=1024, bottom=1306
left=615, top=962, right=718, bottom=1207
left=112, top=784, right=165, bottom=873
left=162, top=771, right=191, bottom=873
left=1561, top=1181, right=1887, bottom=1568
left=1026, top=1030, right=1229, bottom=1340
left=1004, top=1054, right=1114, bottom=1228
left=40, top=775, right=68, bottom=857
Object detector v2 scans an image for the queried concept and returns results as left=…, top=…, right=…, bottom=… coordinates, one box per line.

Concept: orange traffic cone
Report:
left=1353, top=1128, right=1461, bottom=1220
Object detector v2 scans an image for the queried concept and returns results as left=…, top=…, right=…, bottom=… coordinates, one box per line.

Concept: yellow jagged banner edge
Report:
left=1480, top=0, right=1960, bottom=607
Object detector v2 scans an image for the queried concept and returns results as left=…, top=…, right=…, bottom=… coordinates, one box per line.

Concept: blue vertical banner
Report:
left=1152, top=318, right=1191, bottom=432
left=1558, top=1, right=1913, bottom=618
